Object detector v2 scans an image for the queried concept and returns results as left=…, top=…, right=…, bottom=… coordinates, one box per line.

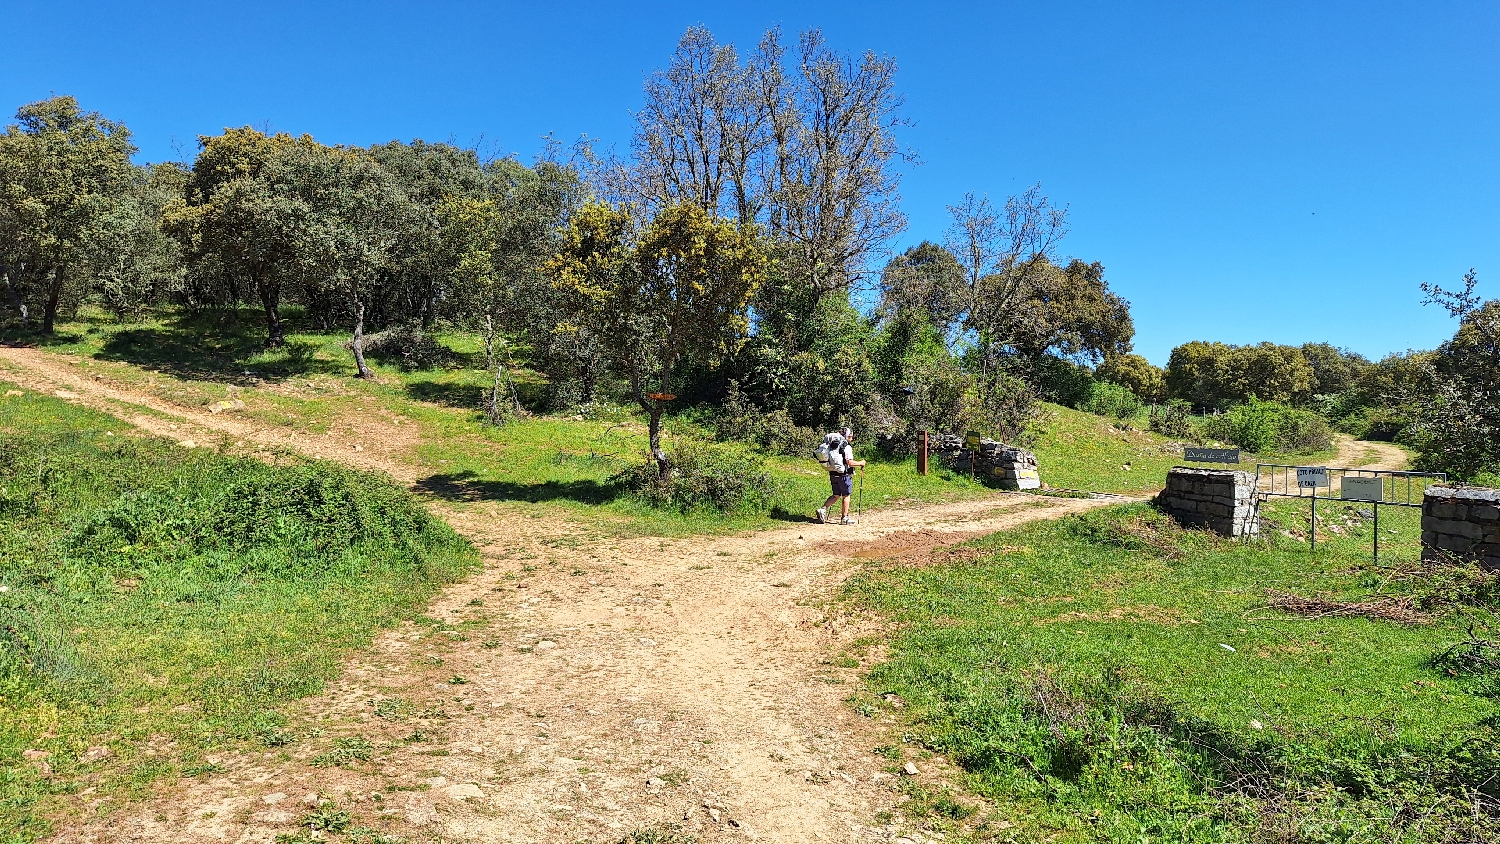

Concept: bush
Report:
left=1200, top=398, right=1333, bottom=454
left=1148, top=401, right=1196, bottom=440
left=623, top=439, right=777, bottom=513
left=712, top=382, right=821, bottom=457
left=1083, top=381, right=1143, bottom=420
left=968, top=370, right=1044, bottom=447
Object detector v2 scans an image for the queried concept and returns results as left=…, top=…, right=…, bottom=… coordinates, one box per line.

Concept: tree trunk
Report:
left=648, top=406, right=668, bottom=476
left=351, top=300, right=371, bottom=378
left=257, top=276, right=285, bottom=348
left=42, top=267, right=62, bottom=334
left=2, top=268, right=27, bottom=326
left=482, top=315, right=506, bottom=425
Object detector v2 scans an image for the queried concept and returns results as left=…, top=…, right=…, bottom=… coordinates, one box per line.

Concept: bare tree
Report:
left=629, top=26, right=910, bottom=308
left=767, top=30, right=909, bottom=301
left=634, top=27, right=750, bottom=218
left=945, top=184, right=1069, bottom=360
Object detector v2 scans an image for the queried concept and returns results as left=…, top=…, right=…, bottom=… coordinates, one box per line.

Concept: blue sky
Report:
left=5, top=1, right=1496, bottom=363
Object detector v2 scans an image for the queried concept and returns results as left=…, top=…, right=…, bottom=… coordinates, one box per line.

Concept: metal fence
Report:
left=1251, top=464, right=1448, bottom=559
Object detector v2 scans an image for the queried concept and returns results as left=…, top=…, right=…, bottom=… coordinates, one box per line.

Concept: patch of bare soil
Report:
left=3, top=346, right=1121, bottom=843
left=1331, top=434, right=1408, bottom=473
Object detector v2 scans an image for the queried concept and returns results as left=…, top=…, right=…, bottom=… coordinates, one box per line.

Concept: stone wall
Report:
left=1155, top=467, right=1258, bottom=537
left=1421, top=486, right=1500, bottom=571
left=931, top=433, right=1040, bottom=490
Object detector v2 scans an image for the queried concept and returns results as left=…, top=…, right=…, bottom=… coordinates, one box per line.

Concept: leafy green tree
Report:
left=1007, top=258, right=1134, bottom=365
left=86, top=162, right=188, bottom=319
left=164, top=127, right=323, bottom=345
left=1223, top=343, right=1315, bottom=406
left=0, top=96, right=137, bottom=332
left=1096, top=352, right=1166, bottom=403
left=550, top=201, right=767, bottom=474
left=877, top=241, right=966, bottom=333
left=366, top=140, right=490, bottom=328
left=1165, top=341, right=1315, bottom=410
left=268, top=143, right=410, bottom=377
left=1165, top=341, right=1233, bottom=409
left=1412, top=271, right=1500, bottom=477
left=443, top=158, right=580, bottom=421
left=1299, top=342, right=1370, bottom=397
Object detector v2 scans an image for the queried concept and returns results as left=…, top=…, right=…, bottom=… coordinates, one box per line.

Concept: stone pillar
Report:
left=1155, top=467, right=1259, bottom=537
left=1421, top=486, right=1500, bottom=570
left=931, top=433, right=1041, bottom=490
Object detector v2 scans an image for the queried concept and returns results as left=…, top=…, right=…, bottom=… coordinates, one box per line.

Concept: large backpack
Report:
left=814, top=433, right=847, bottom=473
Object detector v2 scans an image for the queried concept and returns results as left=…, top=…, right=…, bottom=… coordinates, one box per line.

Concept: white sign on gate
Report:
left=1341, top=476, right=1385, bottom=502
left=1296, top=467, right=1328, bottom=489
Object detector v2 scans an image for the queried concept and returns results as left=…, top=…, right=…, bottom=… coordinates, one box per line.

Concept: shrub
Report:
left=1083, top=380, right=1143, bottom=420
left=1148, top=401, right=1196, bottom=440
left=967, top=370, right=1044, bottom=447
left=622, top=439, right=777, bottom=513
left=1200, top=398, right=1333, bottom=454
left=712, top=381, right=819, bottom=458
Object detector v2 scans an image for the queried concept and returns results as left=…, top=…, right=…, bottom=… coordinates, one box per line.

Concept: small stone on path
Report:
left=646, top=777, right=666, bottom=788
left=637, top=638, right=656, bottom=647
left=262, top=793, right=286, bottom=805
left=902, top=762, right=919, bottom=776
left=535, top=640, right=557, bottom=651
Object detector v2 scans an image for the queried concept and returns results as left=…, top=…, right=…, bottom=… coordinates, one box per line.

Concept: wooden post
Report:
left=918, top=430, right=929, bottom=476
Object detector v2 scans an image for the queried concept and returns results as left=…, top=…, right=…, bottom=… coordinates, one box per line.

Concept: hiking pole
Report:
left=857, top=468, right=864, bottom=517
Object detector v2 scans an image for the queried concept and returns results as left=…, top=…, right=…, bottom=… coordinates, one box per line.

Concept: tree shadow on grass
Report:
left=404, top=380, right=487, bottom=411
left=414, top=470, right=627, bottom=506
left=94, top=311, right=345, bottom=383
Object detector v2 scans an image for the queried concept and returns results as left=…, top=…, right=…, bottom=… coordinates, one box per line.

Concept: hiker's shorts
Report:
left=830, top=471, right=853, bottom=497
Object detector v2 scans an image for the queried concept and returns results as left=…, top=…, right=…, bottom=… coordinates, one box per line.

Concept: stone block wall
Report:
left=931, top=433, right=1041, bottom=490
left=1421, top=486, right=1500, bottom=570
left=1155, top=467, right=1259, bottom=537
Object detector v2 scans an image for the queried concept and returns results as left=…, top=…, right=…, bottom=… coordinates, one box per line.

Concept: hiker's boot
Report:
left=816, top=507, right=828, bottom=524
left=840, top=516, right=857, bottom=525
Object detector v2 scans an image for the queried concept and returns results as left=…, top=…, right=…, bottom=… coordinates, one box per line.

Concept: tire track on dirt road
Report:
left=3, top=345, right=1120, bottom=843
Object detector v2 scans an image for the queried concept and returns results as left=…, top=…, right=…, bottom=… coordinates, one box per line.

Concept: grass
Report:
left=1, top=307, right=1200, bottom=536
left=0, top=385, right=477, bottom=842
left=846, top=498, right=1500, bottom=842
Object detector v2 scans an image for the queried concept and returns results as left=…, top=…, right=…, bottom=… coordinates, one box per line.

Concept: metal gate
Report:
left=1251, top=464, right=1447, bottom=560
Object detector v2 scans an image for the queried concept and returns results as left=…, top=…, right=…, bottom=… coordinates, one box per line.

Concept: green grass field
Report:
left=846, top=499, right=1500, bottom=842
left=1, top=307, right=1216, bottom=538
left=0, top=385, right=477, bottom=842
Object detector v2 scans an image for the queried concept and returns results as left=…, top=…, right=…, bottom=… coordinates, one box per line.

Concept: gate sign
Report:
left=1341, top=476, right=1384, bottom=502
left=1184, top=447, right=1240, bottom=464
left=1296, top=467, right=1329, bottom=489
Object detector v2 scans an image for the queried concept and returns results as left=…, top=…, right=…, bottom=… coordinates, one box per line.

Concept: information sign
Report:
left=1296, top=467, right=1329, bottom=489
left=1184, top=447, right=1240, bottom=463
left=1341, top=476, right=1384, bottom=502
left=965, top=431, right=981, bottom=449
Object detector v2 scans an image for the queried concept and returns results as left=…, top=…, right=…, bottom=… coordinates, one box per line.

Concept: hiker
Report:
left=816, top=427, right=866, bottom=525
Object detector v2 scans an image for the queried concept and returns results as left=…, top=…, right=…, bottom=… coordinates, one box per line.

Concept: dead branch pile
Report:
left=1264, top=590, right=1431, bottom=625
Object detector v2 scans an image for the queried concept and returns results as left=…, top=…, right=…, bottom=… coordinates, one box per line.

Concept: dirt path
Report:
left=1330, top=433, right=1408, bottom=472
left=2, top=346, right=1119, bottom=843
left=0, top=346, right=421, bottom=482
left=1252, top=434, right=1411, bottom=497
